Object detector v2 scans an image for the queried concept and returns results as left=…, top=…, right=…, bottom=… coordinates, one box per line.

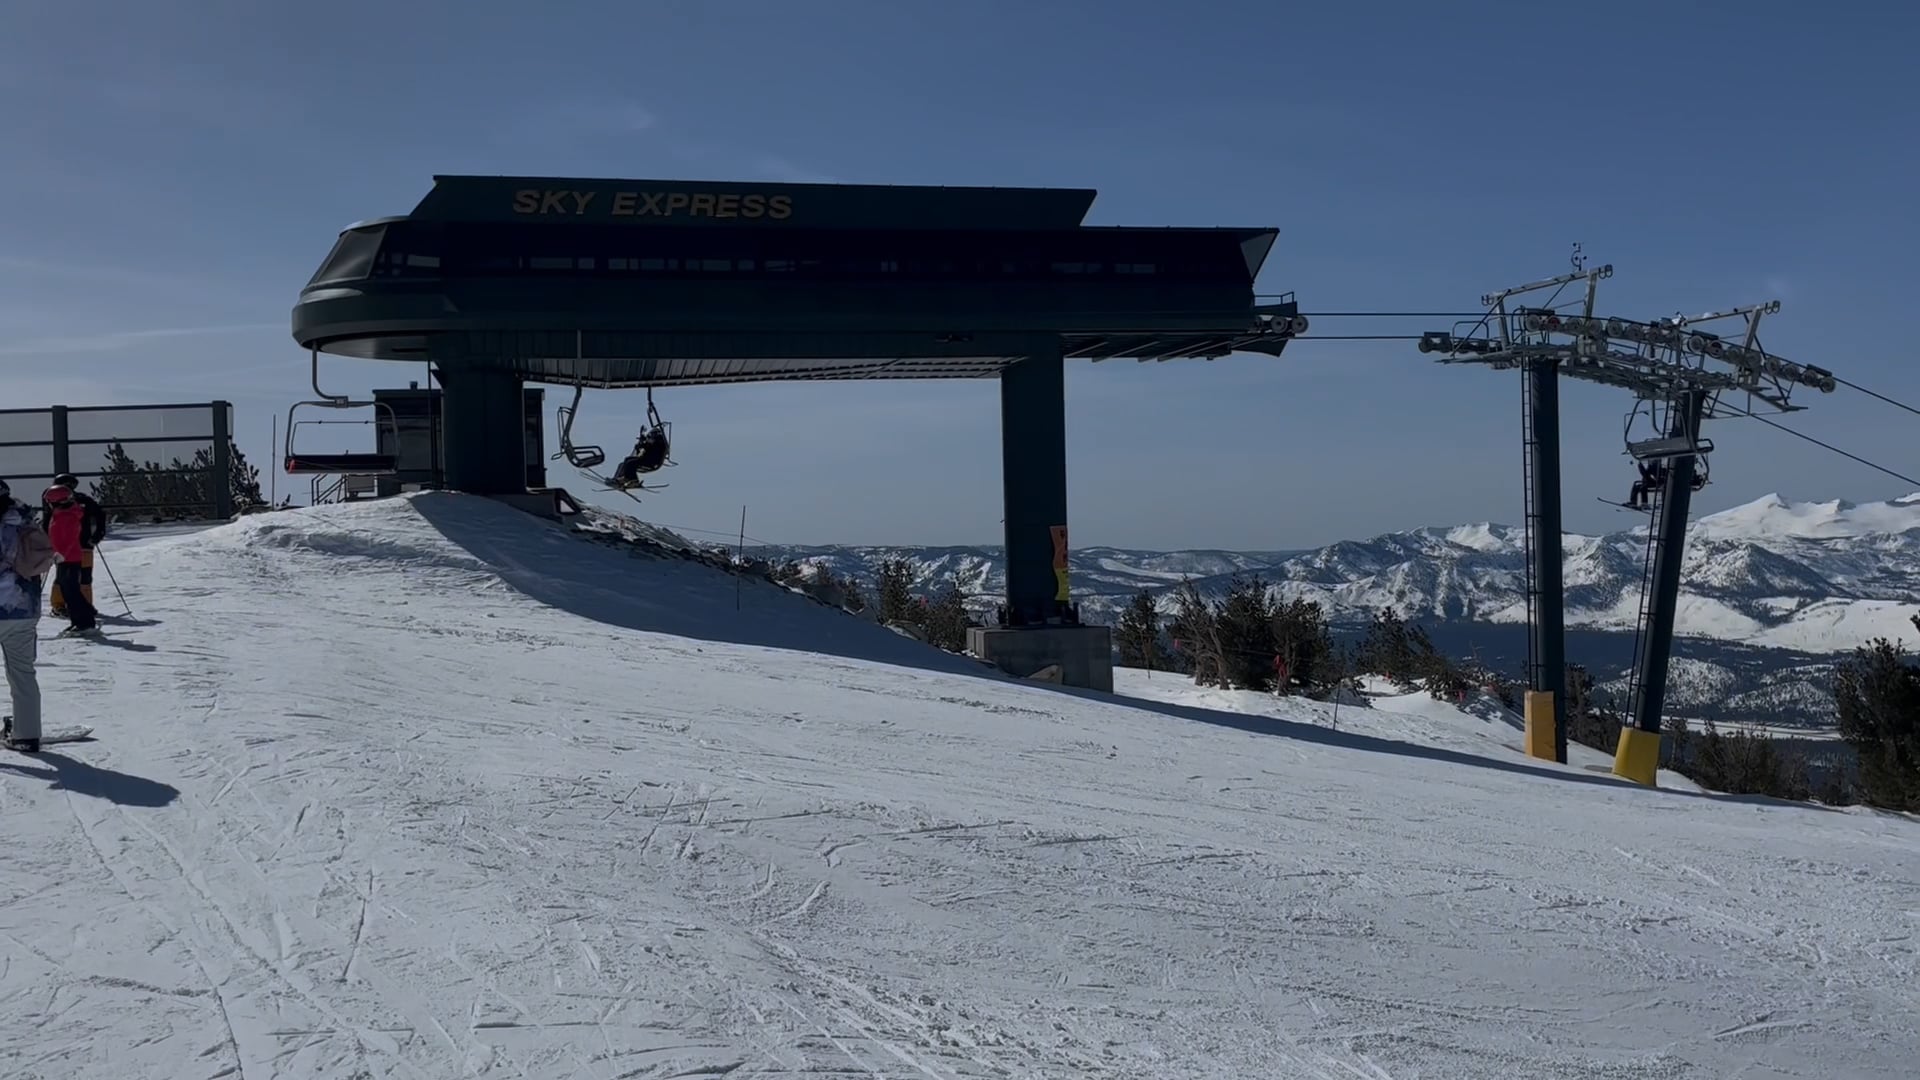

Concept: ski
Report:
left=1596, top=498, right=1654, bottom=513
left=1, top=718, right=94, bottom=747
left=575, top=467, right=666, bottom=503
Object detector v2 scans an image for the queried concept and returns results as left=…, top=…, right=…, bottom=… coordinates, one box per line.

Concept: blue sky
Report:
left=3, top=1, right=1915, bottom=550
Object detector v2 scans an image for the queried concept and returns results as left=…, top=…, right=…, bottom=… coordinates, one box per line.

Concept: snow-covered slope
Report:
left=6, top=493, right=1915, bottom=1079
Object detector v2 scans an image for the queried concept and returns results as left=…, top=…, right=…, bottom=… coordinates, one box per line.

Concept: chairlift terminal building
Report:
left=290, top=175, right=1302, bottom=689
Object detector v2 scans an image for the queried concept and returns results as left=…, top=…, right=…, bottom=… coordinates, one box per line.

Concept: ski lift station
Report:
left=289, top=174, right=1305, bottom=691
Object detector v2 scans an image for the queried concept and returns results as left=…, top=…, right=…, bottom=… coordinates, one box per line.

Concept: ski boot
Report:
left=0, top=718, right=36, bottom=754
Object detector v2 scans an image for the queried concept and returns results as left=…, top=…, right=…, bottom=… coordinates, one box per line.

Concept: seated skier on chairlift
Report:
left=1627, top=461, right=1667, bottom=510
left=611, top=425, right=669, bottom=489
left=610, top=390, right=672, bottom=490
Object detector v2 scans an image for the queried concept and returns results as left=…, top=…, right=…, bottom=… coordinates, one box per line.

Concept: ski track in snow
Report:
left=0, top=492, right=1914, bottom=1079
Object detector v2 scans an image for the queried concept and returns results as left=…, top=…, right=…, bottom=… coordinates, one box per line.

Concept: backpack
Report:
left=8, top=517, right=55, bottom=581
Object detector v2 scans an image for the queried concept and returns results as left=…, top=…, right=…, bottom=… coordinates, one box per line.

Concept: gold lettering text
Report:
left=510, top=188, right=792, bottom=220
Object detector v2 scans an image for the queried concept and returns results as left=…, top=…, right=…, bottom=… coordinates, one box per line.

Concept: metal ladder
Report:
left=1623, top=485, right=1663, bottom=712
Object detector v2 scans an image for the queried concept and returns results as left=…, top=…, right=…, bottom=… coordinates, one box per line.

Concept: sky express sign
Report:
left=511, top=188, right=793, bottom=221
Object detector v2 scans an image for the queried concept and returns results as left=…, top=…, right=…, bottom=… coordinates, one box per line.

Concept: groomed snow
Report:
left=2, top=493, right=1914, bottom=1079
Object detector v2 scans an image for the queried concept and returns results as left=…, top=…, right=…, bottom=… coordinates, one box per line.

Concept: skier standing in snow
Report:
left=41, top=485, right=99, bottom=637
left=42, top=473, right=104, bottom=617
left=0, top=480, right=46, bottom=752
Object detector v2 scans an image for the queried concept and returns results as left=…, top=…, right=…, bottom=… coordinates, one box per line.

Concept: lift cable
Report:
left=1714, top=401, right=1920, bottom=488
left=1287, top=311, right=1506, bottom=318
left=1293, top=334, right=1429, bottom=341
left=1833, top=375, right=1920, bottom=420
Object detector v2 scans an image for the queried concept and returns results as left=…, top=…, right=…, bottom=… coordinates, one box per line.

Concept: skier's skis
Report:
left=2, top=717, right=94, bottom=748
left=576, top=467, right=665, bottom=503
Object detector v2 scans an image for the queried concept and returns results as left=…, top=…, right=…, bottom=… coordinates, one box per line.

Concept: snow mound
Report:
left=3, top=493, right=1915, bottom=1079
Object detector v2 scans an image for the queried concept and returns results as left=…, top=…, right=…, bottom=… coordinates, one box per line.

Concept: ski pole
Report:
left=94, top=547, right=132, bottom=617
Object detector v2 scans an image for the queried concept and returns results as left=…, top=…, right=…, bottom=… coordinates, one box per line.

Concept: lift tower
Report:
left=1419, top=265, right=1835, bottom=783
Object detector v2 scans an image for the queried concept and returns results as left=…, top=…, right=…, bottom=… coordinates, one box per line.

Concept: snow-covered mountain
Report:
left=751, top=492, right=1920, bottom=729
left=18, top=493, right=1914, bottom=1078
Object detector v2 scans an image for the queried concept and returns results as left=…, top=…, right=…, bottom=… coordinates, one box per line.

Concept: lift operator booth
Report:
left=289, top=175, right=1303, bottom=691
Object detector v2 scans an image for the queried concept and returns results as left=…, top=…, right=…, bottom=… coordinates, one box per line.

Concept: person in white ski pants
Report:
left=0, top=487, right=43, bottom=747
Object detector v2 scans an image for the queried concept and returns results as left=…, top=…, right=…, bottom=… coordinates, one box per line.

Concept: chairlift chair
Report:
left=608, top=389, right=674, bottom=493
left=1616, top=398, right=1712, bottom=502
left=282, top=349, right=400, bottom=475
left=552, top=384, right=606, bottom=470
left=550, top=383, right=676, bottom=502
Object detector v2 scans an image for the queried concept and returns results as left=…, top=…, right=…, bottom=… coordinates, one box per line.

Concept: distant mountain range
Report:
left=746, top=493, right=1920, bottom=732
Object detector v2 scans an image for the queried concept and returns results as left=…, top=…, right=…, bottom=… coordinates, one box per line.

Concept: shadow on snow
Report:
left=409, top=493, right=989, bottom=680
left=0, top=751, right=179, bottom=807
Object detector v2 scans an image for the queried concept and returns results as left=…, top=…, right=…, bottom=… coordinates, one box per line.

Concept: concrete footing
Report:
left=968, top=625, right=1113, bottom=692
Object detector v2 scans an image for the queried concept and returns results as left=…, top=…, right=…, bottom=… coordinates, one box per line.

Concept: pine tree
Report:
left=1214, top=574, right=1277, bottom=690
left=875, top=558, right=919, bottom=626
left=1115, top=589, right=1170, bottom=670
left=1358, top=608, right=1418, bottom=686
left=228, top=441, right=265, bottom=511
left=1831, top=624, right=1920, bottom=811
left=1166, top=577, right=1221, bottom=685
left=1269, top=597, right=1334, bottom=693
left=921, top=583, right=972, bottom=652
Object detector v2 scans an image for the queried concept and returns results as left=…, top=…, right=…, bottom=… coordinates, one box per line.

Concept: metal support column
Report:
left=1525, top=358, right=1567, bottom=762
left=49, top=406, right=71, bottom=481
left=1629, top=390, right=1705, bottom=734
left=999, top=344, right=1072, bottom=626
left=438, top=366, right=529, bottom=495
left=210, top=400, right=234, bottom=519
left=1616, top=390, right=1706, bottom=784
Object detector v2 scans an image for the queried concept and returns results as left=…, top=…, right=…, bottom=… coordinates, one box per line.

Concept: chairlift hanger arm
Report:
left=309, top=346, right=373, bottom=407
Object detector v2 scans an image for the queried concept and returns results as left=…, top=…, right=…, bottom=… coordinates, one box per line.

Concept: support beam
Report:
left=1525, top=358, right=1567, bottom=763
left=438, top=366, right=528, bottom=495
left=980, top=343, right=1113, bottom=692
left=1617, top=390, right=1707, bottom=785
left=999, top=345, right=1072, bottom=627
left=211, top=400, right=233, bottom=519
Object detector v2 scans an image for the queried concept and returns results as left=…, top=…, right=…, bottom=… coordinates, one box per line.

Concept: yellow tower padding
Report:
left=1522, top=690, right=1557, bottom=761
left=1612, top=726, right=1662, bottom=787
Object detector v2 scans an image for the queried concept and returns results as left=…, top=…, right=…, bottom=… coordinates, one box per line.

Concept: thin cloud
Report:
left=498, top=98, right=659, bottom=145
left=0, top=254, right=231, bottom=294
left=0, top=323, right=284, bottom=357
left=754, top=155, right=838, bottom=185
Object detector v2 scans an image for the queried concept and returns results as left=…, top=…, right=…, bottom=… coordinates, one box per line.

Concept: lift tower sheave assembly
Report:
left=1421, top=262, right=1835, bottom=784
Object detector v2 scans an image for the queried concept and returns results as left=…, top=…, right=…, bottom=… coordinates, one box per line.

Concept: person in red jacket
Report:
left=41, top=485, right=97, bottom=636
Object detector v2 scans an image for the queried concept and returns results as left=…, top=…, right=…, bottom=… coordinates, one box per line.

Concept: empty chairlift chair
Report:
left=282, top=348, right=402, bottom=476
